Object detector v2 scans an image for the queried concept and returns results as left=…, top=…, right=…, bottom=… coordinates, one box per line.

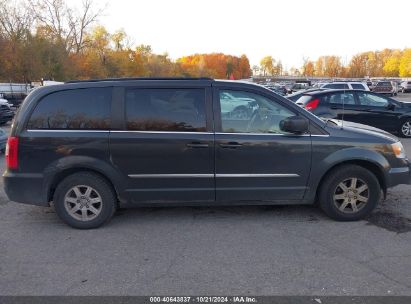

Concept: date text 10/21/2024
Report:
left=149, top=297, right=257, bottom=303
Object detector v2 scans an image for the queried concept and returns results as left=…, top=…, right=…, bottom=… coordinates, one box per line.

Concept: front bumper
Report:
left=386, top=162, right=411, bottom=187
left=3, top=171, right=49, bottom=206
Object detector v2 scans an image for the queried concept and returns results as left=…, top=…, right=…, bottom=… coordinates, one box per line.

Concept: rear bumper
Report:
left=3, top=171, right=49, bottom=206
left=386, top=162, right=411, bottom=187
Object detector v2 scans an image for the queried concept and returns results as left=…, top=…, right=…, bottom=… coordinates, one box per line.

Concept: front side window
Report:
left=325, top=92, right=356, bottom=105
left=28, top=88, right=111, bottom=130
left=219, top=90, right=295, bottom=134
left=357, top=92, right=389, bottom=107
left=126, top=88, right=206, bottom=132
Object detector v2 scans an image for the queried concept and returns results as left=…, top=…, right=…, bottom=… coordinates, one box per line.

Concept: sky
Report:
left=76, top=0, right=411, bottom=69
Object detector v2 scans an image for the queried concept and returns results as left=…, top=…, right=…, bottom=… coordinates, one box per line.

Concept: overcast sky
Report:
left=83, top=0, right=410, bottom=68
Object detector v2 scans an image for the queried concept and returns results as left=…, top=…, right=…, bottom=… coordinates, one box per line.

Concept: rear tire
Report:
left=53, top=172, right=116, bottom=229
left=318, top=165, right=381, bottom=221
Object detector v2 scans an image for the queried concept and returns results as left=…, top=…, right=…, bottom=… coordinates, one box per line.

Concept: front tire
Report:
left=53, top=172, right=116, bottom=229
left=318, top=165, right=381, bottom=221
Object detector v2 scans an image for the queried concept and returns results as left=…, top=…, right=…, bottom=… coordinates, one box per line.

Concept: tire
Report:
left=318, top=165, right=381, bottom=221
left=53, top=172, right=116, bottom=229
left=399, top=119, right=411, bottom=138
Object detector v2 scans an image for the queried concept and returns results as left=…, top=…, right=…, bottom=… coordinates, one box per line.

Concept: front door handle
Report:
left=186, top=142, right=209, bottom=149
left=220, top=142, right=243, bottom=149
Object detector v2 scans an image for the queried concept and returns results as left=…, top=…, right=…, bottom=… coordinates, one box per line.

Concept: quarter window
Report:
left=28, top=88, right=111, bottom=130
left=125, top=88, right=206, bottom=132
left=219, top=90, right=295, bottom=134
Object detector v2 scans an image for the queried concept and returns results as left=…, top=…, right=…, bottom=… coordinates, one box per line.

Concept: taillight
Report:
left=305, top=98, right=320, bottom=111
left=6, top=136, right=19, bottom=170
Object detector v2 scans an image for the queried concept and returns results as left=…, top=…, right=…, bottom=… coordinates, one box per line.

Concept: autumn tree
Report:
left=383, top=50, right=402, bottom=77
left=302, top=59, right=315, bottom=76
left=348, top=53, right=368, bottom=77
left=260, top=56, right=274, bottom=76
left=399, top=49, right=411, bottom=77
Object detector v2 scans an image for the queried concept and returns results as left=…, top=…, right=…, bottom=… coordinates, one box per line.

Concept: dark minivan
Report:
left=4, top=78, right=411, bottom=229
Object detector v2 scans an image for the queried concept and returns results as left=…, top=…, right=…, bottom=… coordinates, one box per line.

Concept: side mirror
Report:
left=280, top=116, right=309, bottom=134
left=387, top=103, right=395, bottom=110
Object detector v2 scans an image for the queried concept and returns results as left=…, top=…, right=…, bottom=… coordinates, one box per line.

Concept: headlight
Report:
left=391, top=142, right=406, bottom=159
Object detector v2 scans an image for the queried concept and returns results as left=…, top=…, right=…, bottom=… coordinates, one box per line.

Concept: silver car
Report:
left=400, top=81, right=411, bottom=93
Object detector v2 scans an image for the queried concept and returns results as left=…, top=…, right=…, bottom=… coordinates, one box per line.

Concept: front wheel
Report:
left=399, top=119, right=411, bottom=138
left=53, top=172, right=116, bottom=229
left=318, top=165, right=381, bottom=221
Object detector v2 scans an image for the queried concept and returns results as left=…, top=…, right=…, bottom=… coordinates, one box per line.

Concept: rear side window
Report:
left=325, top=92, right=355, bottom=105
left=377, top=82, right=391, bottom=87
left=351, top=84, right=366, bottom=90
left=28, top=88, right=112, bottom=130
left=324, top=84, right=349, bottom=89
left=125, top=88, right=206, bottom=132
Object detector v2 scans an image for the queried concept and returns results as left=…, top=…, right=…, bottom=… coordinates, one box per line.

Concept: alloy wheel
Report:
left=401, top=121, right=411, bottom=137
left=333, top=178, right=369, bottom=214
left=64, top=185, right=103, bottom=221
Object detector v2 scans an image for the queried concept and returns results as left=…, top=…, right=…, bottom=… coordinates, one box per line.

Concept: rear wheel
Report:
left=318, top=165, right=381, bottom=221
left=53, top=172, right=116, bottom=229
left=400, top=119, right=411, bottom=138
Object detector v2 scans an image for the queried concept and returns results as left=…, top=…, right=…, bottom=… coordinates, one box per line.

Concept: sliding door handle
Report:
left=186, top=142, right=209, bottom=149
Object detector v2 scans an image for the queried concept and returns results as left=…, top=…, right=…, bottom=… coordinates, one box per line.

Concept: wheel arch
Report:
left=306, top=146, right=391, bottom=203
left=316, top=160, right=387, bottom=198
left=42, top=156, right=126, bottom=206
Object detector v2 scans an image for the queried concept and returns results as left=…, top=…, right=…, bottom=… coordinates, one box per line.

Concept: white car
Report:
left=320, top=82, right=370, bottom=91
left=0, top=94, right=12, bottom=109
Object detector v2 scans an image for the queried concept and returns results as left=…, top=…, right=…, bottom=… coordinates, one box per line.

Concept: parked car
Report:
left=263, top=84, right=287, bottom=96
left=4, top=78, right=410, bottom=229
left=320, top=82, right=370, bottom=91
left=219, top=91, right=257, bottom=119
left=0, top=104, right=14, bottom=125
left=372, top=81, right=396, bottom=96
left=400, top=81, right=411, bottom=93
left=0, top=128, right=7, bottom=153
left=295, top=89, right=411, bottom=137
left=0, top=93, right=13, bottom=109
left=286, top=82, right=310, bottom=94
left=287, top=88, right=328, bottom=102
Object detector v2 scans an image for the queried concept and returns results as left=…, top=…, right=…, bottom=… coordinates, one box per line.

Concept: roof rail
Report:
left=65, top=77, right=214, bottom=84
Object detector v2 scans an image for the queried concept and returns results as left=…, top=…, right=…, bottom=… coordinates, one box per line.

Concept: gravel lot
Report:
left=0, top=93, right=410, bottom=296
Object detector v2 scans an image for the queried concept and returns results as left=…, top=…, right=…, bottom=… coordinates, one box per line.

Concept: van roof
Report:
left=66, top=77, right=214, bottom=83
